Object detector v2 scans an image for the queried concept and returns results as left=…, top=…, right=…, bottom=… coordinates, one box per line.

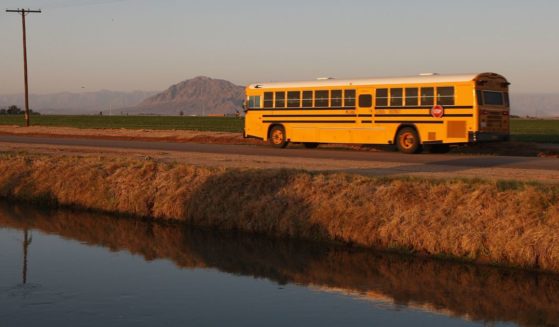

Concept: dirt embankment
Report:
left=0, top=152, right=558, bottom=272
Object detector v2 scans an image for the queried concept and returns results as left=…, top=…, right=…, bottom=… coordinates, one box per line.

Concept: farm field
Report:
left=510, top=119, right=559, bottom=143
left=0, top=115, right=557, bottom=143
left=0, top=115, right=244, bottom=133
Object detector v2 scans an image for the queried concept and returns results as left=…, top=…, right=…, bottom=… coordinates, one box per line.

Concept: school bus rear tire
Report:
left=396, top=127, right=422, bottom=154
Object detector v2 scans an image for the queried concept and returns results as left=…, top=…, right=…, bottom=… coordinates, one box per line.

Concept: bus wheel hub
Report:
left=400, top=133, right=415, bottom=149
left=272, top=130, right=284, bottom=144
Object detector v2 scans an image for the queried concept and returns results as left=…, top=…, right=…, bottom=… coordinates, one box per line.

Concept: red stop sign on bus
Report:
left=431, top=105, right=444, bottom=118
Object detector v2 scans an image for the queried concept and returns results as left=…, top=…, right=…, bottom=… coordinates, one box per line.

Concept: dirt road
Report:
left=1, top=134, right=558, bottom=182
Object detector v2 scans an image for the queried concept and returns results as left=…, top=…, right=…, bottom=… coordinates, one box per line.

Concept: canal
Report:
left=0, top=201, right=556, bottom=326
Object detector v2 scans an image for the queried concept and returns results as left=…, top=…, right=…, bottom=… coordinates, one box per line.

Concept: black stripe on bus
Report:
left=263, top=114, right=356, bottom=118
left=445, top=114, right=473, bottom=117
left=262, top=114, right=374, bottom=118
left=447, top=106, right=474, bottom=109
left=248, top=106, right=473, bottom=112
left=374, top=120, right=444, bottom=124
left=375, top=114, right=473, bottom=118
left=361, top=120, right=372, bottom=124
left=375, top=106, right=474, bottom=110
left=262, top=114, right=471, bottom=119
left=263, top=120, right=355, bottom=124
left=248, top=106, right=356, bottom=111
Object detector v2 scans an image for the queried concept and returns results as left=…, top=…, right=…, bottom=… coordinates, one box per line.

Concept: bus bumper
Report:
left=469, top=132, right=510, bottom=143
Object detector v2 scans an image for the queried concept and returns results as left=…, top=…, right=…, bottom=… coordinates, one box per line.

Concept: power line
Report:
left=6, top=8, right=42, bottom=127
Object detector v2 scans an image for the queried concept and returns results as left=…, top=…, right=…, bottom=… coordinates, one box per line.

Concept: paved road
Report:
left=0, top=134, right=557, bottom=171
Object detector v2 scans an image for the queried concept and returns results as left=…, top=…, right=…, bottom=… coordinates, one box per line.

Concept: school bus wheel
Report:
left=396, top=127, right=422, bottom=154
left=269, top=125, right=288, bottom=148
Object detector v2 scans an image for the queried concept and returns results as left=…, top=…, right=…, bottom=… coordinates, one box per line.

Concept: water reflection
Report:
left=1, top=201, right=557, bottom=327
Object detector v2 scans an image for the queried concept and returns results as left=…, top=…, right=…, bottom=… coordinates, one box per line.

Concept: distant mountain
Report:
left=126, top=76, right=244, bottom=116
left=0, top=90, right=157, bottom=115
left=511, top=94, right=559, bottom=117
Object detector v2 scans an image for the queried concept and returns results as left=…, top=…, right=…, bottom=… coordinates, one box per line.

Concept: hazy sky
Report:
left=1, top=0, right=558, bottom=95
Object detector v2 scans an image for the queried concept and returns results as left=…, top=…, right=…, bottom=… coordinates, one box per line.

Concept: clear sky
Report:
left=1, top=0, right=558, bottom=94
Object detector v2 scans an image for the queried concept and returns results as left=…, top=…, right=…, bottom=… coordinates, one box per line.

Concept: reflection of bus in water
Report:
left=243, top=73, right=510, bottom=154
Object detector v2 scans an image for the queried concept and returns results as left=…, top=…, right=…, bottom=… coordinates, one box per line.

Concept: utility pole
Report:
left=6, top=9, right=42, bottom=127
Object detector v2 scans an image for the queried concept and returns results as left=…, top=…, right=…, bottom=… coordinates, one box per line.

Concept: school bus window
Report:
left=344, top=90, right=356, bottom=108
left=504, top=93, right=510, bottom=107
left=315, top=90, right=329, bottom=108
left=275, top=92, right=285, bottom=108
left=376, top=89, right=388, bottom=107
left=302, top=91, right=313, bottom=108
left=263, top=92, right=274, bottom=108
left=421, top=87, right=434, bottom=106
left=405, top=88, right=418, bottom=107
left=483, top=91, right=504, bottom=106
left=331, top=90, right=342, bottom=107
left=248, top=96, right=261, bottom=109
left=476, top=90, right=484, bottom=106
left=437, top=87, right=455, bottom=106
left=390, top=88, right=403, bottom=107
left=359, top=94, right=372, bottom=108
left=287, top=91, right=301, bottom=108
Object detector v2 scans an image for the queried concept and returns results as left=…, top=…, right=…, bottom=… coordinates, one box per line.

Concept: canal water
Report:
left=0, top=201, right=556, bottom=327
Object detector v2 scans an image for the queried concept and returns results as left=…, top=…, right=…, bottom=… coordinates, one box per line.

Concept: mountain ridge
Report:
left=126, top=76, right=244, bottom=116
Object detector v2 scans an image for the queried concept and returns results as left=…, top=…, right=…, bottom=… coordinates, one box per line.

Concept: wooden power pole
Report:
left=6, top=9, right=42, bottom=127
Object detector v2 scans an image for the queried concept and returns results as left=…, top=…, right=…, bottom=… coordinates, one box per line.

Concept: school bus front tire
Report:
left=269, top=125, right=288, bottom=148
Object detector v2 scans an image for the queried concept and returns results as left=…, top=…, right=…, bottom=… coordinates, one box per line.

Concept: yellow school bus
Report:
left=244, top=73, right=510, bottom=153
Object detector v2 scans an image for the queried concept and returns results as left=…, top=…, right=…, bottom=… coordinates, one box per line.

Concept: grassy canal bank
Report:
left=0, top=152, right=558, bottom=272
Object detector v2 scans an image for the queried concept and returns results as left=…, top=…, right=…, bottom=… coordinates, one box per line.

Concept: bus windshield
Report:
left=482, top=91, right=507, bottom=106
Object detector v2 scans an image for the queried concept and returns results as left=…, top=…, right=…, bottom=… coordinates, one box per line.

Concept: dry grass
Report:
left=1, top=202, right=559, bottom=327
left=0, top=152, right=558, bottom=272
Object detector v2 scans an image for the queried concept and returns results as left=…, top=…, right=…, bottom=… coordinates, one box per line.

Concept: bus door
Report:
left=356, top=89, right=374, bottom=124
left=349, top=89, right=371, bottom=142
left=356, top=89, right=384, bottom=143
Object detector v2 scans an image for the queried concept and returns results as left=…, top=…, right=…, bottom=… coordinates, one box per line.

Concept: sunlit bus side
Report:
left=243, top=73, right=510, bottom=154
